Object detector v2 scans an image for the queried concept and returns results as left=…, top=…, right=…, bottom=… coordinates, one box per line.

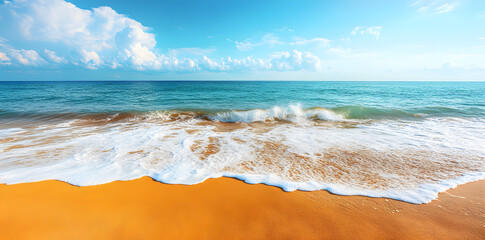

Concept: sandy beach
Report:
left=0, top=177, right=483, bottom=240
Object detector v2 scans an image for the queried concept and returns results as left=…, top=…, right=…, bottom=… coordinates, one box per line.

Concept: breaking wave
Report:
left=0, top=104, right=484, bottom=204
left=3, top=103, right=481, bottom=127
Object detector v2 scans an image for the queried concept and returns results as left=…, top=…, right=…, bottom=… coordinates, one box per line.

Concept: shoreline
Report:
left=0, top=177, right=484, bottom=240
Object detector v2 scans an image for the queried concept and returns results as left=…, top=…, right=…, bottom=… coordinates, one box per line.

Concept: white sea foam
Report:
left=210, top=104, right=344, bottom=122
left=0, top=116, right=484, bottom=204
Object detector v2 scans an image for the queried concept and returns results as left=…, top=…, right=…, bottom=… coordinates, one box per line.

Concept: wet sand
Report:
left=0, top=177, right=483, bottom=240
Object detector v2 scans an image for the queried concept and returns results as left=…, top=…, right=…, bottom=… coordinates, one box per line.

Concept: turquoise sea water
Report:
left=1, top=81, right=484, bottom=118
left=0, top=81, right=484, bottom=204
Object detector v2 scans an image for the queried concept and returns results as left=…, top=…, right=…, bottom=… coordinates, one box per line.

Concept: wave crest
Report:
left=5, top=104, right=476, bottom=127
left=210, top=104, right=344, bottom=123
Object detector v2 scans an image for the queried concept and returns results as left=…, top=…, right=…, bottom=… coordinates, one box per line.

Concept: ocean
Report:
left=0, top=81, right=484, bottom=203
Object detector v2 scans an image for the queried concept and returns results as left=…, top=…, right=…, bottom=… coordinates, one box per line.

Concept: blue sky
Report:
left=0, top=0, right=484, bottom=80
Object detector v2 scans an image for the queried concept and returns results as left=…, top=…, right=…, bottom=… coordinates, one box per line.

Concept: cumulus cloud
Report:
left=351, top=26, right=382, bottom=40
left=0, top=0, right=322, bottom=73
left=270, top=50, right=321, bottom=71
left=158, top=55, right=196, bottom=72
left=154, top=50, right=321, bottom=72
left=80, top=50, right=101, bottom=69
left=0, top=0, right=160, bottom=69
left=199, top=56, right=226, bottom=71
left=224, top=56, right=270, bottom=71
left=198, top=50, right=321, bottom=72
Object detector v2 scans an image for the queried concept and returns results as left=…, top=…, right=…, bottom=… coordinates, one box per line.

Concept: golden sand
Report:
left=0, top=177, right=483, bottom=240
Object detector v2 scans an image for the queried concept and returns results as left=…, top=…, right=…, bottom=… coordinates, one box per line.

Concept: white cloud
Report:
left=198, top=50, right=321, bottom=72
left=413, top=0, right=460, bottom=14
left=289, top=37, right=330, bottom=47
left=199, top=56, right=226, bottom=71
left=8, top=49, right=45, bottom=66
left=80, top=50, right=101, bottom=69
left=0, top=0, right=323, bottom=73
left=234, top=34, right=330, bottom=51
left=0, top=51, right=10, bottom=65
left=43, top=49, right=65, bottom=63
left=224, top=56, right=270, bottom=71
left=235, top=33, right=283, bottom=51
left=351, top=26, right=382, bottom=40
left=435, top=3, right=456, bottom=14
left=115, top=23, right=160, bottom=70
left=270, top=50, right=321, bottom=71
left=0, top=0, right=159, bottom=69
left=168, top=48, right=217, bottom=56
left=158, top=55, right=197, bottom=72
left=155, top=50, right=321, bottom=72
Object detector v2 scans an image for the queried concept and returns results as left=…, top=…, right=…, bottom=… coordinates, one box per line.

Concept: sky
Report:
left=0, top=0, right=484, bottom=81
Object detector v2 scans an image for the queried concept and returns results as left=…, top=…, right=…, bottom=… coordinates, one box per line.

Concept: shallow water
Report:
left=0, top=81, right=484, bottom=203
